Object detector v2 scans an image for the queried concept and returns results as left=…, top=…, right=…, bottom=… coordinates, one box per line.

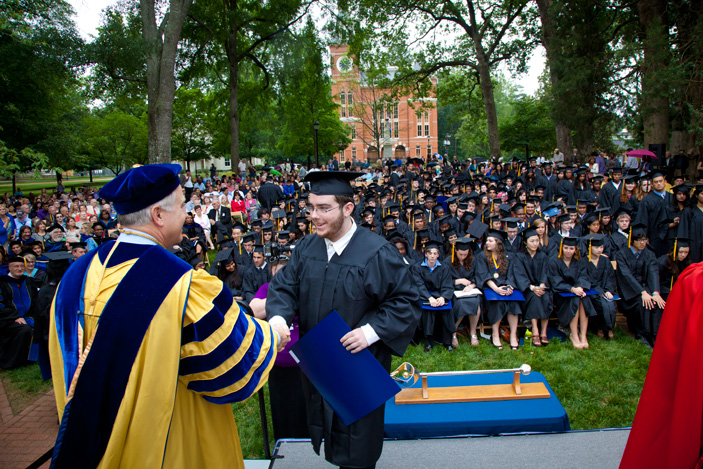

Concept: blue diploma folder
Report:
left=290, top=311, right=401, bottom=426
left=557, top=289, right=600, bottom=297
left=484, top=289, right=525, bottom=301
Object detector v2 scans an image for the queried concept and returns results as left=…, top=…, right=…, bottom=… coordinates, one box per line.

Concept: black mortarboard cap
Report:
left=70, top=242, right=87, bottom=250
left=454, top=237, right=475, bottom=251
left=213, top=249, right=234, bottom=266
left=242, top=232, right=257, bottom=243
left=562, top=236, right=579, bottom=247
left=486, top=229, right=506, bottom=243
left=582, top=233, right=606, bottom=247
left=630, top=223, right=648, bottom=239
left=271, top=209, right=286, bottom=219
left=48, top=223, right=65, bottom=232
left=253, top=244, right=265, bottom=253
left=502, top=217, right=521, bottom=228
left=557, top=213, right=571, bottom=223
left=519, top=227, right=539, bottom=240
left=276, top=230, right=290, bottom=239
left=304, top=171, right=362, bottom=197
left=43, top=251, right=75, bottom=261
left=424, top=240, right=443, bottom=252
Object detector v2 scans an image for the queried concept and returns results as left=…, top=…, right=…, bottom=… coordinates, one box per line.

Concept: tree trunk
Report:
left=140, top=0, right=193, bottom=164
left=476, top=55, right=501, bottom=159
left=537, top=0, right=573, bottom=159
left=637, top=0, right=669, bottom=150
left=226, top=10, right=241, bottom=173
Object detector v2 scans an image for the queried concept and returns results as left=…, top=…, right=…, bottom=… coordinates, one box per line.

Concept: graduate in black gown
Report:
left=582, top=234, right=618, bottom=340
left=266, top=171, right=420, bottom=469
left=242, top=244, right=272, bottom=302
left=677, top=184, right=703, bottom=263
left=610, top=208, right=632, bottom=253
left=598, top=165, right=624, bottom=212
left=512, top=227, right=552, bottom=346
left=448, top=237, right=481, bottom=347
left=547, top=237, right=596, bottom=349
left=614, top=223, right=666, bottom=347
left=634, top=171, right=673, bottom=257
left=475, top=229, right=522, bottom=350
left=411, top=240, right=455, bottom=351
left=656, top=238, right=691, bottom=302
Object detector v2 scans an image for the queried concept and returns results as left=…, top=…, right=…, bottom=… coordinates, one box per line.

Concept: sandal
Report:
left=532, top=335, right=542, bottom=347
left=470, top=334, right=479, bottom=347
left=451, top=334, right=459, bottom=348
left=540, top=335, right=549, bottom=345
left=492, top=336, right=503, bottom=350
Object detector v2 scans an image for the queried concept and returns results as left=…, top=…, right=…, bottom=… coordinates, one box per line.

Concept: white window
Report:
left=394, top=102, right=399, bottom=119
left=224, top=159, right=230, bottom=167
left=424, top=123, right=429, bottom=136
left=351, top=125, right=356, bottom=139
left=417, top=121, right=422, bottom=137
left=347, top=92, right=353, bottom=117
left=427, top=144, right=432, bottom=157
left=352, top=147, right=357, bottom=161
left=340, top=150, right=345, bottom=163
left=380, top=121, right=385, bottom=137
left=415, top=145, right=421, bottom=157
left=394, top=122, right=399, bottom=138
left=340, top=92, right=346, bottom=118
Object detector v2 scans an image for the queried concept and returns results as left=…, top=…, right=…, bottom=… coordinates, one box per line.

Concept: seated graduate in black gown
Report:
left=582, top=234, right=618, bottom=340
left=656, top=237, right=691, bottom=302
left=448, top=237, right=481, bottom=348
left=475, top=229, right=522, bottom=350
left=614, top=223, right=666, bottom=347
left=513, top=227, right=552, bottom=347
left=610, top=208, right=632, bottom=253
left=677, top=184, right=703, bottom=263
left=411, top=240, right=455, bottom=351
left=547, top=237, right=596, bottom=349
left=242, top=244, right=272, bottom=303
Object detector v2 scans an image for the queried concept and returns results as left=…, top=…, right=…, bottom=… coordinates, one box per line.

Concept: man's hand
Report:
left=641, top=291, right=655, bottom=309
left=271, top=323, right=291, bottom=352
left=653, top=294, right=666, bottom=309
left=15, top=318, right=26, bottom=325
left=341, top=328, right=369, bottom=354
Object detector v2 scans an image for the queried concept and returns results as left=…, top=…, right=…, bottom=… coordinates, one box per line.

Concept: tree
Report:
left=81, top=110, right=148, bottom=175
left=339, top=0, right=538, bottom=159
left=275, top=22, right=351, bottom=164
left=172, top=88, right=212, bottom=171
left=183, top=0, right=311, bottom=171
left=140, top=0, right=193, bottom=163
left=498, top=94, right=555, bottom=157
left=0, top=0, right=85, bottom=184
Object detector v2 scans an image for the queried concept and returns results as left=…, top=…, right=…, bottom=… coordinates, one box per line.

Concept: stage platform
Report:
left=269, top=428, right=630, bottom=468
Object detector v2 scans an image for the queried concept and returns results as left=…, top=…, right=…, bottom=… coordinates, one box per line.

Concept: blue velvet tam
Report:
left=99, top=164, right=182, bottom=214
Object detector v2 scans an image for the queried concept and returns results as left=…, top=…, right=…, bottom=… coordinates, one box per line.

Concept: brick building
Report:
left=329, top=45, right=439, bottom=165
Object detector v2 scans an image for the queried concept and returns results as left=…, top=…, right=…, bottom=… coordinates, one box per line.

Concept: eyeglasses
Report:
left=310, top=205, right=341, bottom=215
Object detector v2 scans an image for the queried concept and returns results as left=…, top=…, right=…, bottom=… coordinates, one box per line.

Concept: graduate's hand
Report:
left=341, top=328, right=368, bottom=354
left=428, top=297, right=438, bottom=307
left=653, top=295, right=666, bottom=309
left=271, top=323, right=291, bottom=352
left=436, top=297, right=446, bottom=306
left=604, top=292, right=613, bottom=300
left=15, top=317, right=26, bottom=325
left=533, top=286, right=545, bottom=297
left=572, top=287, right=585, bottom=298
left=496, top=286, right=511, bottom=296
left=641, top=291, right=655, bottom=309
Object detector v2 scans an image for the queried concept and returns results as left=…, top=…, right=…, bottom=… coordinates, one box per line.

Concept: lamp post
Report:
left=313, top=121, right=320, bottom=168
left=427, top=134, right=431, bottom=161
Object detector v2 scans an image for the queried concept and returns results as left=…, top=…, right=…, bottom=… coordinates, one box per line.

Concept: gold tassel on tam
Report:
left=558, top=238, right=564, bottom=259
left=451, top=244, right=455, bottom=263
left=628, top=227, right=632, bottom=248
left=588, top=239, right=592, bottom=263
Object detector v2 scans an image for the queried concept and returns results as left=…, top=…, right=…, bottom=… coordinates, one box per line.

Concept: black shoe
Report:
left=424, top=344, right=433, bottom=352
left=445, top=345, right=454, bottom=352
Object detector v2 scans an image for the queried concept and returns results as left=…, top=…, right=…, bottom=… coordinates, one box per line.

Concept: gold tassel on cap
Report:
left=451, top=243, right=455, bottom=263
left=558, top=238, right=564, bottom=259
left=628, top=227, right=632, bottom=248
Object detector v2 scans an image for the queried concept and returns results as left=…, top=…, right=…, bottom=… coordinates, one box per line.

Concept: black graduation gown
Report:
left=614, top=246, right=662, bottom=344
left=557, top=179, right=574, bottom=204
left=266, top=227, right=420, bottom=468
left=512, top=250, right=552, bottom=320
left=536, top=174, right=558, bottom=202
left=610, top=230, right=629, bottom=253
left=656, top=255, right=689, bottom=299
left=474, top=251, right=521, bottom=324
left=634, top=192, right=673, bottom=256
left=411, top=259, right=455, bottom=345
left=547, top=257, right=596, bottom=326
left=241, top=263, right=272, bottom=302
left=449, top=259, right=481, bottom=319
left=598, top=181, right=622, bottom=212
left=678, top=205, right=703, bottom=263
left=584, top=256, right=618, bottom=331
left=504, top=236, right=521, bottom=253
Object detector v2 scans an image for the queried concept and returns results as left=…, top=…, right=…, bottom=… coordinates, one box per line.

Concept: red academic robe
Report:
left=620, top=262, right=703, bottom=469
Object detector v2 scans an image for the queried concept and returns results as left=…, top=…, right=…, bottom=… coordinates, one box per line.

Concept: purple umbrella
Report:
left=627, top=149, right=658, bottom=159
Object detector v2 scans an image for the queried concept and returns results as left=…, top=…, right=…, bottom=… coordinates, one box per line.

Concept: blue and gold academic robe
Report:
left=49, top=239, right=277, bottom=468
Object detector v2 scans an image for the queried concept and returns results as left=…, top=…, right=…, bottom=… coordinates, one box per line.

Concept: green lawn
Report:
left=0, top=325, right=651, bottom=460
left=0, top=176, right=113, bottom=194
